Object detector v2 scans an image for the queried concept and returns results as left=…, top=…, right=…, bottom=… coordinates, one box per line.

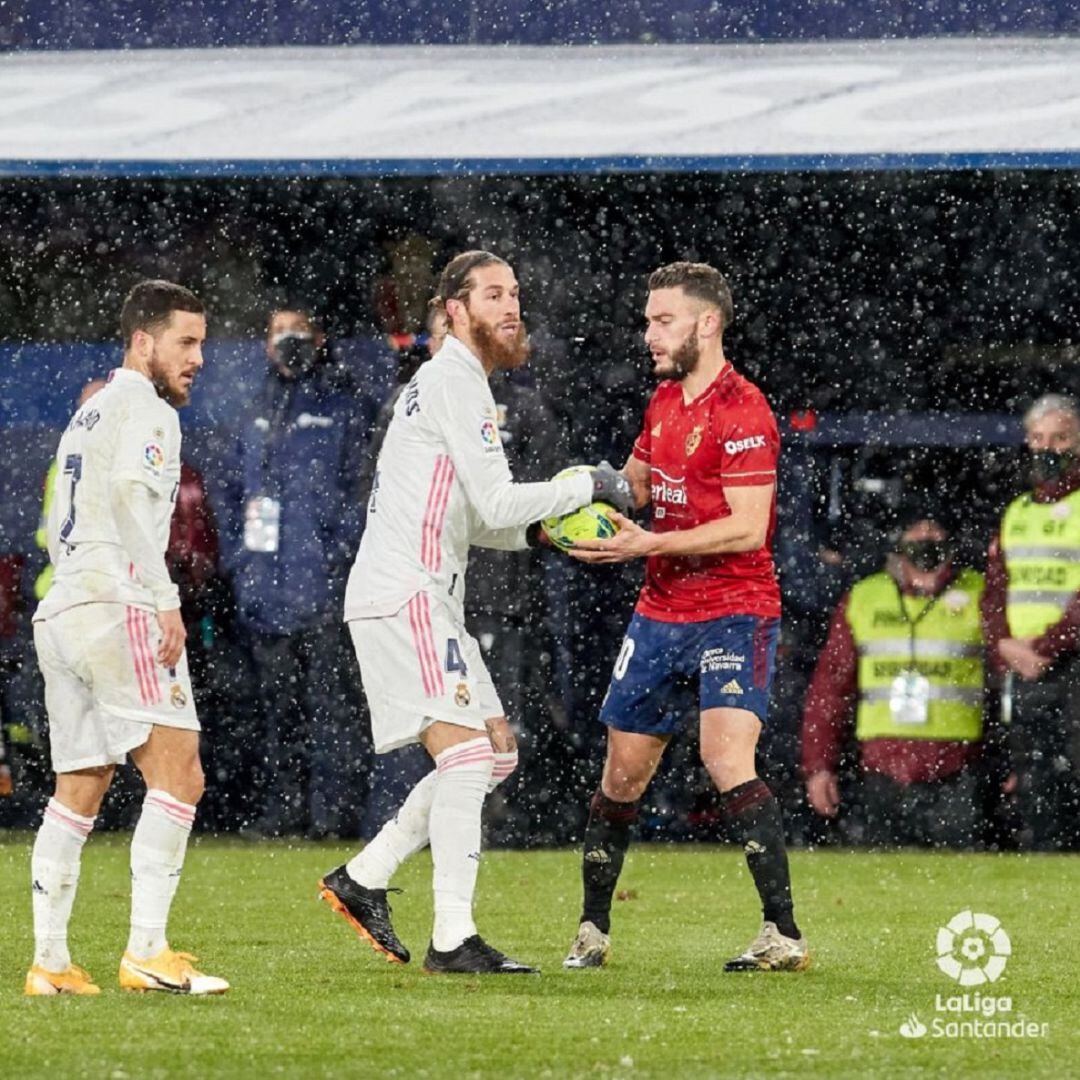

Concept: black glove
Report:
left=591, top=461, right=634, bottom=516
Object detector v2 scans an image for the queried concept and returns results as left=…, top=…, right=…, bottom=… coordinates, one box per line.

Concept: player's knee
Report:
left=601, top=770, right=649, bottom=803
left=702, top=753, right=756, bottom=793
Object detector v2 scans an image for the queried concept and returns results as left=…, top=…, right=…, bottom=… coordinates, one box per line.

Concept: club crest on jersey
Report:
left=142, top=442, right=165, bottom=478
left=454, top=681, right=471, bottom=707
left=170, top=684, right=187, bottom=709
left=685, top=425, right=704, bottom=457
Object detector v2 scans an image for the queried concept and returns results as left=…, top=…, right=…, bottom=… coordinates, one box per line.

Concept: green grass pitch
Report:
left=2, top=834, right=1077, bottom=1078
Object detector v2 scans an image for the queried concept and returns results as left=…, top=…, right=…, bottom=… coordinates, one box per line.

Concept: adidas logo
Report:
left=720, top=679, right=743, bottom=695
left=584, top=848, right=612, bottom=865
left=744, top=840, right=766, bottom=855
left=32, top=879, right=46, bottom=895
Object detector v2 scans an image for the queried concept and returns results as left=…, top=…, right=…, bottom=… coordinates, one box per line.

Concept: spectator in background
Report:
left=803, top=512, right=987, bottom=848
left=219, top=307, right=371, bottom=838
left=983, top=394, right=1080, bottom=850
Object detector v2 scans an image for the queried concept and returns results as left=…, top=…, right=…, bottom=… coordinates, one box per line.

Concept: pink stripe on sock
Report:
left=437, top=749, right=495, bottom=773
left=436, top=740, right=492, bottom=766
left=147, top=794, right=195, bottom=824
left=147, top=794, right=195, bottom=819
left=45, top=801, right=93, bottom=837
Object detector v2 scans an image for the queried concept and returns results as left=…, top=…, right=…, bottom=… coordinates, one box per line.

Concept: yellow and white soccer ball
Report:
left=541, top=466, right=621, bottom=552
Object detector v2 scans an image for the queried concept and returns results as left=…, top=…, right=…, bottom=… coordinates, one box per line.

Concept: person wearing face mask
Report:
left=982, top=393, right=1080, bottom=851
left=217, top=307, right=372, bottom=839
left=802, top=511, right=986, bottom=848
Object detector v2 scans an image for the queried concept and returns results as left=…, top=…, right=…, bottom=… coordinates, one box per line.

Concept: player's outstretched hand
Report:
left=156, top=607, right=187, bottom=668
left=568, top=511, right=657, bottom=564
left=591, top=461, right=635, bottom=516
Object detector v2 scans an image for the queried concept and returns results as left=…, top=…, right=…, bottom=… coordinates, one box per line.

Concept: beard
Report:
left=470, top=315, right=530, bottom=371
left=148, top=346, right=190, bottom=407
left=657, top=328, right=701, bottom=382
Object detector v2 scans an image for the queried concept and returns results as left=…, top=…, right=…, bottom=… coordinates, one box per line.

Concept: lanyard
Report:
left=892, top=578, right=943, bottom=669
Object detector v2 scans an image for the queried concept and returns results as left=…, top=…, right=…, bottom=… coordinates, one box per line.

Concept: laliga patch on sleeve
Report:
left=142, top=441, right=166, bottom=478
left=480, top=418, right=501, bottom=453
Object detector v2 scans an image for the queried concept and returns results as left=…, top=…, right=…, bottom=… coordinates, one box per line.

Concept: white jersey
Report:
left=344, top=335, right=592, bottom=620
left=35, top=368, right=182, bottom=621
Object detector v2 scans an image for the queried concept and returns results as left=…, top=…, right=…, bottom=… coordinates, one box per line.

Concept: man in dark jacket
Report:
left=220, top=308, right=372, bottom=837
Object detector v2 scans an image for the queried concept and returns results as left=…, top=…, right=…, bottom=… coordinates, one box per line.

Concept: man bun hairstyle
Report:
left=648, top=261, right=734, bottom=332
left=431, top=250, right=508, bottom=315
left=120, top=279, right=204, bottom=348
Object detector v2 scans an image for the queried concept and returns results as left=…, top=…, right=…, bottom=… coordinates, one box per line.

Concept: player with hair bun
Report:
left=319, top=251, right=632, bottom=975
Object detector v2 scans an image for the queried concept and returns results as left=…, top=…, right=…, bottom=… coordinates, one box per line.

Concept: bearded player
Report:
left=319, top=251, right=632, bottom=974
left=563, top=262, right=808, bottom=972
left=26, top=280, right=228, bottom=996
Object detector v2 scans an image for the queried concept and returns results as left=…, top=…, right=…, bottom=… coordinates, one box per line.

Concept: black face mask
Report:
left=1029, top=449, right=1073, bottom=486
left=897, top=540, right=951, bottom=572
left=273, top=331, right=319, bottom=378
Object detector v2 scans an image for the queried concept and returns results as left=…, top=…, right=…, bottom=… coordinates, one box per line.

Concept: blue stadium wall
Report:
left=3, top=0, right=1078, bottom=49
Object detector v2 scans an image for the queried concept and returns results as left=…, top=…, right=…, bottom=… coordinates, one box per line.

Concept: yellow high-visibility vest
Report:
left=33, top=459, right=57, bottom=601
left=1001, top=488, right=1080, bottom=638
left=846, top=568, right=985, bottom=742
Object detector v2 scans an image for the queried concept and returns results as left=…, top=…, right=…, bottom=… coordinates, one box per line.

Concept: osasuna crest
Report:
left=685, top=424, right=704, bottom=457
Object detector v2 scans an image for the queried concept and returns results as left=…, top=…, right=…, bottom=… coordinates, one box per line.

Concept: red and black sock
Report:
left=579, top=789, right=640, bottom=935
left=721, top=778, right=800, bottom=940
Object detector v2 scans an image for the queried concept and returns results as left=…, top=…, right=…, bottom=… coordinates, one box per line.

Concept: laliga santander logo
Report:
left=935, top=910, right=1011, bottom=986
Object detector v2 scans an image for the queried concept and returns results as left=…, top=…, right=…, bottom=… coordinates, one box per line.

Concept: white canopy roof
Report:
left=3, top=37, right=1080, bottom=174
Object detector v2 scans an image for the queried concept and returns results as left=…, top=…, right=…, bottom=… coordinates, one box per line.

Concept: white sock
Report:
left=429, top=737, right=494, bottom=952
left=488, top=749, right=518, bottom=793
left=31, top=798, right=95, bottom=973
left=345, top=748, right=516, bottom=888
left=127, top=789, right=196, bottom=960
left=346, top=770, right=437, bottom=889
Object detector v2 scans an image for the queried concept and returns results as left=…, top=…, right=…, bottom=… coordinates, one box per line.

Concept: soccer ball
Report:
left=542, top=466, right=621, bottom=551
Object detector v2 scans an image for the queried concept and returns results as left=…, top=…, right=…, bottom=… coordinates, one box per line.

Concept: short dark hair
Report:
left=648, top=261, right=734, bottom=331
left=431, top=250, right=508, bottom=314
left=120, top=279, right=204, bottom=348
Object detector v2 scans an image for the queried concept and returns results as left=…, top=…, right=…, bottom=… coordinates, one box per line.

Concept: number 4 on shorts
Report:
left=445, top=638, right=468, bottom=676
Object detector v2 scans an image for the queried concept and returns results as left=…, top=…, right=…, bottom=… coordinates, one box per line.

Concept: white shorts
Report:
left=33, top=603, right=200, bottom=774
left=349, top=592, right=503, bottom=754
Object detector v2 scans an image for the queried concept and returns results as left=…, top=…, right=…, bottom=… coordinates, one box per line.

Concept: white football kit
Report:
left=33, top=368, right=198, bottom=773
left=344, top=335, right=592, bottom=753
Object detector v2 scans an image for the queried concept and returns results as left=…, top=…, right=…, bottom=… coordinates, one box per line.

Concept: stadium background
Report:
left=2, top=1, right=1080, bottom=847
left=3, top=6, right=1080, bottom=1079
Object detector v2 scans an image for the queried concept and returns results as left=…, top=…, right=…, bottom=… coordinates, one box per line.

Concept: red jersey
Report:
left=631, top=364, right=781, bottom=623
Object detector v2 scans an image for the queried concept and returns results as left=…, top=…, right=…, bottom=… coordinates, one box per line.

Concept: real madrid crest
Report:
left=685, top=424, right=704, bottom=457
left=454, top=681, right=471, bottom=707
left=170, top=684, right=187, bottom=709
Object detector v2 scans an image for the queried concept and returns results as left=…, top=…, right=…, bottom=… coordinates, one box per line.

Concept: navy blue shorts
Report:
left=598, top=612, right=780, bottom=736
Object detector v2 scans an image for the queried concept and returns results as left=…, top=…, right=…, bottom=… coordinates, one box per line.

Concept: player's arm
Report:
left=623, top=453, right=651, bottom=509
left=111, top=481, right=184, bottom=665
left=569, top=483, right=772, bottom=563
left=111, top=409, right=184, bottom=665
left=434, top=380, right=593, bottom=531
